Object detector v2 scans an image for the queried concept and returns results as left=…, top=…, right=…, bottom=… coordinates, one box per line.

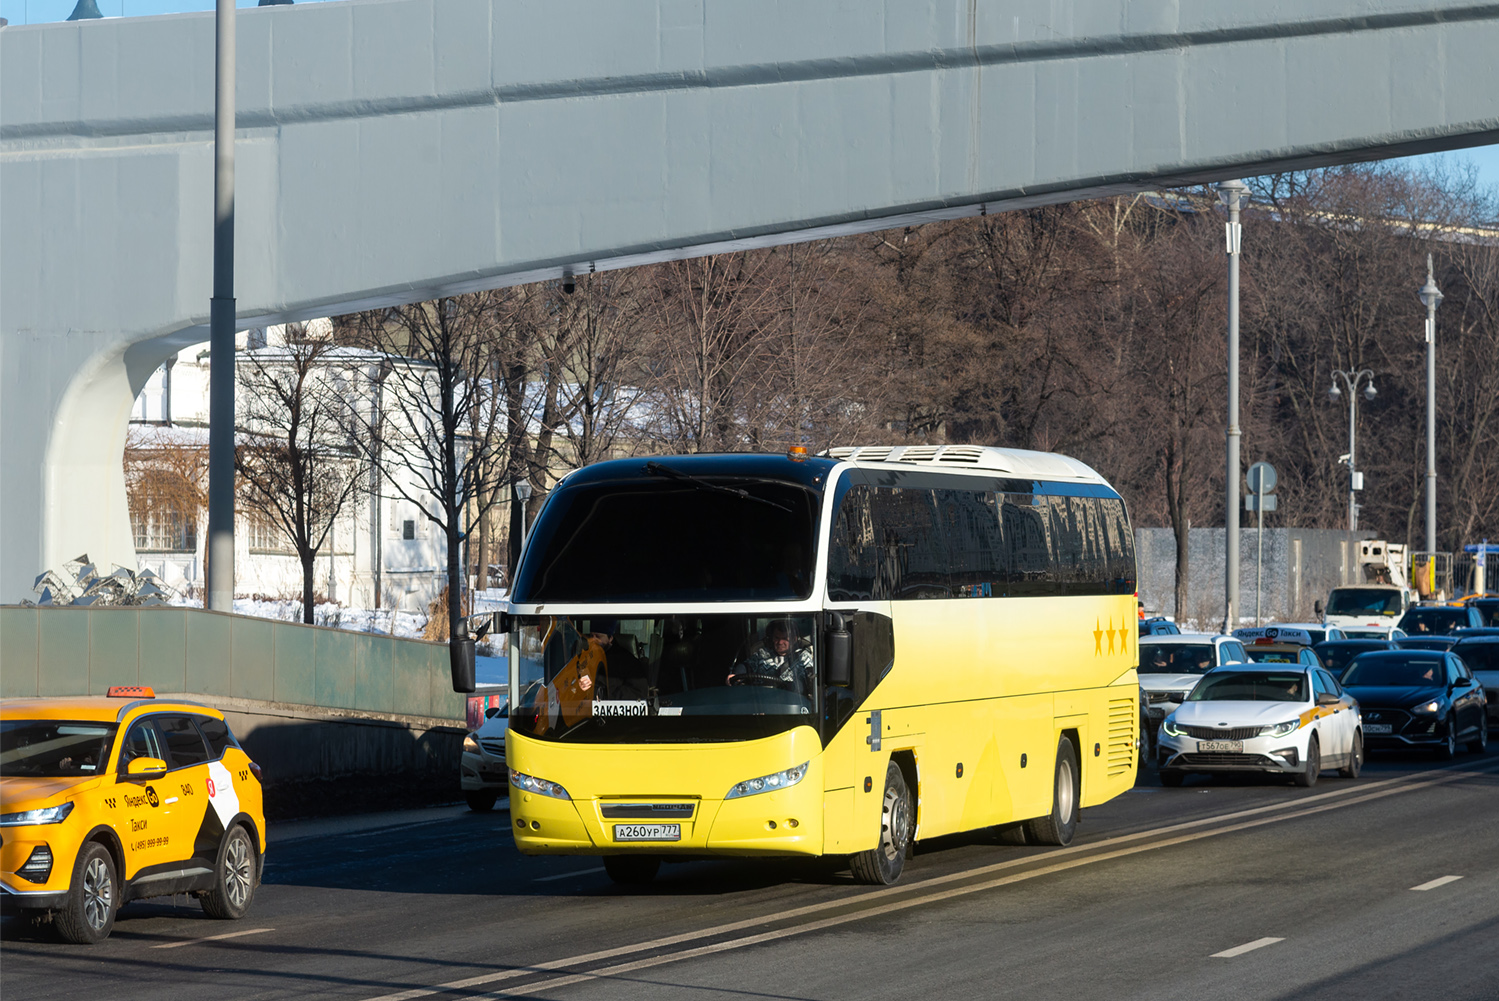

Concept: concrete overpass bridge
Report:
left=5, top=0, right=1499, bottom=603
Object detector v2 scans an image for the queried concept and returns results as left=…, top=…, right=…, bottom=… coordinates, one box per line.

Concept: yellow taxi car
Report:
left=0, top=687, right=266, bottom=943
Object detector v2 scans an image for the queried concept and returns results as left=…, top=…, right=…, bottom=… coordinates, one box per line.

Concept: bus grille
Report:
left=1107, top=697, right=1135, bottom=776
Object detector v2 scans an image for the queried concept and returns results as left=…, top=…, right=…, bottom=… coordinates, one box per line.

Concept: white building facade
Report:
left=128, top=323, right=449, bottom=613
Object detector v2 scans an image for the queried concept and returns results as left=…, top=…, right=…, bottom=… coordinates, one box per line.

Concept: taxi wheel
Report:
left=1295, top=737, right=1321, bottom=787
left=1024, top=738, right=1079, bottom=846
left=849, top=761, right=913, bottom=885
left=603, top=855, right=660, bottom=886
left=1339, top=732, right=1364, bottom=778
left=200, top=826, right=257, bottom=920
left=466, top=790, right=499, bottom=812
left=57, top=842, right=117, bottom=944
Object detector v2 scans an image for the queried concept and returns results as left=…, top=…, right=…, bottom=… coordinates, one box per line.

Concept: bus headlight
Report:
left=510, top=770, right=570, bottom=800
left=1261, top=719, right=1300, bottom=738
left=1161, top=717, right=1188, bottom=738
left=726, top=762, right=809, bottom=800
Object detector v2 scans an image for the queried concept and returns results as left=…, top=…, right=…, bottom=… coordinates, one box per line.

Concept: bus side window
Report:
left=939, top=489, right=1006, bottom=598
left=827, top=483, right=878, bottom=601
left=871, top=487, right=950, bottom=600
left=1004, top=493, right=1055, bottom=598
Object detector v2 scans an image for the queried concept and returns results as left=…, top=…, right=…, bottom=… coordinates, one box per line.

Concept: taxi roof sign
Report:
left=105, top=685, right=155, bottom=698
left=1232, top=626, right=1314, bottom=646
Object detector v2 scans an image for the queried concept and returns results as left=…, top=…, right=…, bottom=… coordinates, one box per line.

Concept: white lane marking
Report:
left=1212, top=937, right=1284, bottom=958
left=1411, top=875, right=1463, bottom=891
left=533, top=867, right=605, bottom=883
left=150, top=927, right=273, bottom=950
left=358, top=762, right=1499, bottom=1001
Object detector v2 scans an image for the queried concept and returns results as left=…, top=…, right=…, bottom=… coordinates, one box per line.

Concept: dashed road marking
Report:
left=533, top=867, right=605, bottom=883
left=1212, top=937, right=1284, bottom=958
left=1411, top=875, right=1463, bottom=891
left=150, top=927, right=273, bottom=950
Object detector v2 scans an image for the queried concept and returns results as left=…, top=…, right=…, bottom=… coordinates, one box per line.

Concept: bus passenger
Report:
left=727, top=620, right=813, bottom=695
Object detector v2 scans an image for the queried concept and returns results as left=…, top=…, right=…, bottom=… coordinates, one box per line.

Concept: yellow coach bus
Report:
left=503, top=445, right=1140, bottom=885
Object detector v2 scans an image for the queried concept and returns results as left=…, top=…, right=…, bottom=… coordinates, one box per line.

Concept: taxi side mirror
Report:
left=125, top=756, right=168, bottom=778
left=1317, top=692, right=1340, bottom=706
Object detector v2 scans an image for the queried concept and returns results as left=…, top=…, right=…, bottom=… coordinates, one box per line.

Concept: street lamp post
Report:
left=1328, top=369, right=1377, bottom=532
left=1218, top=179, right=1249, bottom=632
left=205, top=0, right=237, bottom=611
left=1418, top=255, right=1443, bottom=554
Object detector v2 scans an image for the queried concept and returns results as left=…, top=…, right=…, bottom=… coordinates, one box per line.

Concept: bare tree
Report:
left=235, top=333, right=367, bottom=623
left=341, top=295, right=513, bottom=645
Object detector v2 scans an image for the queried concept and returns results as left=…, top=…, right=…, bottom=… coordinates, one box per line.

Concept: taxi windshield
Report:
left=512, top=614, right=819, bottom=743
left=0, top=720, right=118, bottom=778
left=1139, top=644, right=1216, bottom=675
left=1245, top=648, right=1301, bottom=664
left=1187, top=673, right=1307, bottom=702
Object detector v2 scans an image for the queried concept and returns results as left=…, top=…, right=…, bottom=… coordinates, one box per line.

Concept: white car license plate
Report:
left=1365, top=724, right=1393, bottom=734
left=1198, top=740, right=1243, bottom=753
left=613, top=823, right=681, bottom=842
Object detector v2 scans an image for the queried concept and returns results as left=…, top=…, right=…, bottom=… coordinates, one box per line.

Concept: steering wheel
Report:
left=728, top=672, right=783, bottom=689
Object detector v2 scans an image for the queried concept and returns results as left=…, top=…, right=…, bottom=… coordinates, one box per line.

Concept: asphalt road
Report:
left=6, top=751, right=1499, bottom=1001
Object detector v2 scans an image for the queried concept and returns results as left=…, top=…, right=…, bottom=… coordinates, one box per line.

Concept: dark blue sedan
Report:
left=1339, top=651, right=1488, bottom=758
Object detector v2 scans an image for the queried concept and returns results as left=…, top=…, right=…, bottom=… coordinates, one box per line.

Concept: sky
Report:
left=4, top=0, right=1499, bottom=199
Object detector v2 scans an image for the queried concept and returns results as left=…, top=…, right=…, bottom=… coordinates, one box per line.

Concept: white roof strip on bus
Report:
left=822, top=444, right=1105, bottom=484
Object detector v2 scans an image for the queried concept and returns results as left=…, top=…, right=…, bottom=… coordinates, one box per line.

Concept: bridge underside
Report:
left=4, top=0, right=1499, bottom=601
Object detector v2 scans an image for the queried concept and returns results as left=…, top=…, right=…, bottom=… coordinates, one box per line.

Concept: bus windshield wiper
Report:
left=643, top=462, right=795, bottom=513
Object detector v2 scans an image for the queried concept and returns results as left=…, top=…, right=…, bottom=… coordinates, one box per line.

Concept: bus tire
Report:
left=603, top=855, right=660, bottom=886
left=1025, top=738, right=1079, bottom=847
left=849, top=761, right=913, bottom=885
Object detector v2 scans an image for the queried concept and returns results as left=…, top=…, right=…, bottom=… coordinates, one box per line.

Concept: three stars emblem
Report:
left=1093, top=617, right=1129, bottom=657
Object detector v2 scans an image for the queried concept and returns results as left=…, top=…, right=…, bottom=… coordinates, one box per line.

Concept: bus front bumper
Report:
left=507, top=729, right=826, bottom=857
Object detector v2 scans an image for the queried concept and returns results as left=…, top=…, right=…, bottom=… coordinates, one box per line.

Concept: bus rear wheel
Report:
left=1024, top=737, right=1079, bottom=846
left=850, top=761, right=913, bottom=885
left=603, top=855, right=660, bottom=886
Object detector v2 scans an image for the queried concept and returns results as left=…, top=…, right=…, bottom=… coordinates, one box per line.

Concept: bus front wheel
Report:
left=849, top=761, right=913, bottom=885
left=1024, top=737, right=1079, bottom=847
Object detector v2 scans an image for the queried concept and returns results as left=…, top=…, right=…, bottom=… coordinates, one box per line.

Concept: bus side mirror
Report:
left=826, top=613, right=851, bottom=687
left=451, top=637, right=476, bottom=693
left=1314, top=600, right=1325, bottom=618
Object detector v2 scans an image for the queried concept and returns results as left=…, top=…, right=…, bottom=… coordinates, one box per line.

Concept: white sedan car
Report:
left=460, top=701, right=509, bottom=811
left=1156, top=664, right=1363, bottom=788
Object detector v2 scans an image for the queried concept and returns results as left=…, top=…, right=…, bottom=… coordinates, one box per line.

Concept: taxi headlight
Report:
left=462, top=734, right=481, bottom=755
left=1161, top=717, right=1188, bottom=738
left=509, top=769, right=570, bottom=800
left=1411, top=700, right=1442, bottom=715
left=1261, top=719, right=1300, bottom=738
left=0, top=802, right=74, bottom=827
left=726, top=762, right=809, bottom=800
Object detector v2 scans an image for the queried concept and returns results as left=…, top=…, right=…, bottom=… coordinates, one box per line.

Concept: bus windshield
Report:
left=511, top=472, right=820, bottom=603
left=1326, top=588, right=1402, bottom=617
left=511, top=614, right=820, bottom=743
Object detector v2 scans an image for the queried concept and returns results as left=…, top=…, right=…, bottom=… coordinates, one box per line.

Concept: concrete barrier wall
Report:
left=1136, top=528, right=1373, bottom=625
left=0, top=606, right=465, bottom=722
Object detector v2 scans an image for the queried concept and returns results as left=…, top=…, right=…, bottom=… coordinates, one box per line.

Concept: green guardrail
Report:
left=0, top=606, right=465, bottom=721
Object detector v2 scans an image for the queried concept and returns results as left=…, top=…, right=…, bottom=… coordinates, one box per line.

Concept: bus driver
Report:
left=727, top=619, right=813, bottom=695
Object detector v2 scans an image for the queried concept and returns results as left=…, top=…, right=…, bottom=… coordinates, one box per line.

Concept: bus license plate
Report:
left=614, top=823, right=681, bottom=842
left=1198, top=740, right=1242, bottom=753
left=1364, top=724, right=1393, bottom=734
